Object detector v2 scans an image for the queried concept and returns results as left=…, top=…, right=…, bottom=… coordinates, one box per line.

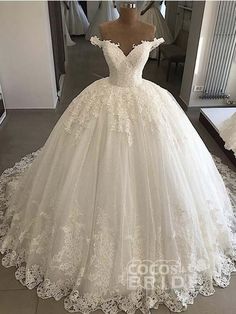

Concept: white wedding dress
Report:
left=0, top=36, right=236, bottom=314
left=66, top=1, right=89, bottom=36
left=219, top=112, right=236, bottom=157
left=62, top=3, right=76, bottom=47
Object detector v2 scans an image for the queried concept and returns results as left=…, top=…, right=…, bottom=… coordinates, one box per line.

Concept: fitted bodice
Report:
left=90, top=36, right=164, bottom=87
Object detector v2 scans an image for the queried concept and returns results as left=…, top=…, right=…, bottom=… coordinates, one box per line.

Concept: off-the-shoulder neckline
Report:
left=90, top=36, right=165, bottom=58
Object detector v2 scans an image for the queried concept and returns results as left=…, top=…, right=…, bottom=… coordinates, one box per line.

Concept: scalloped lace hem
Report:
left=0, top=246, right=236, bottom=314
left=0, top=150, right=236, bottom=313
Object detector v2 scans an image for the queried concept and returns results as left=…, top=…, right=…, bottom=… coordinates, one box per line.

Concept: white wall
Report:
left=0, top=1, right=57, bottom=109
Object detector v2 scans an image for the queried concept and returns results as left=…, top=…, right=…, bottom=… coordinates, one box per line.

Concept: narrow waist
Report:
left=108, top=77, right=143, bottom=88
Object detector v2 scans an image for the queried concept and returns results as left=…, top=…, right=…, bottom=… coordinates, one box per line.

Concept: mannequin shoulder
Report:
left=138, top=21, right=156, bottom=40
left=139, top=21, right=156, bottom=34
left=99, top=21, right=116, bottom=39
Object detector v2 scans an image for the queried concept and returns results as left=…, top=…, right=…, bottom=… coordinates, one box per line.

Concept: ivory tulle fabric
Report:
left=219, top=112, right=236, bottom=157
left=0, top=36, right=236, bottom=314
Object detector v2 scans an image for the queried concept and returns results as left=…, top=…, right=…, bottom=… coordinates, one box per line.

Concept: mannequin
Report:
left=99, top=2, right=156, bottom=56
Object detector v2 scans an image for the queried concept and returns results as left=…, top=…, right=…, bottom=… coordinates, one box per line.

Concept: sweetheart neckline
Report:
left=90, top=36, right=164, bottom=58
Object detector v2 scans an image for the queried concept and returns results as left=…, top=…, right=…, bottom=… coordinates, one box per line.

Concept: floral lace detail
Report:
left=63, top=79, right=163, bottom=146
left=90, top=36, right=165, bottom=57
left=150, top=37, right=165, bottom=51
left=90, top=36, right=103, bottom=48
left=63, top=35, right=166, bottom=146
left=1, top=253, right=236, bottom=314
left=86, top=211, right=115, bottom=293
left=1, top=32, right=235, bottom=314
left=0, top=149, right=42, bottom=218
left=90, top=35, right=164, bottom=88
left=51, top=208, right=86, bottom=277
left=219, top=112, right=236, bottom=157
left=213, top=156, right=236, bottom=209
left=0, top=151, right=236, bottom=313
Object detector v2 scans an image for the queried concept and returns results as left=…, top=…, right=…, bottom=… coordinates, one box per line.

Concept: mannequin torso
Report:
left=99, top=6, right=156, bottom=56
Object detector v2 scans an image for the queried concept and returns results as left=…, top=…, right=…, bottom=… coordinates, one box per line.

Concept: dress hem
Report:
left=0, top=151, right=236, bottom=313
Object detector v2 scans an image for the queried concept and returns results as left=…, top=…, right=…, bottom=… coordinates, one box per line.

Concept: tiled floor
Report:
left=0, top=36, right=235, bottom=313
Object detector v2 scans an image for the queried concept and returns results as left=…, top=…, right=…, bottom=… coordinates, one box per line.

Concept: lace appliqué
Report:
left=80, top=36, right=165, bottom=146
left=218, top=112, right=236, bottom=157
left=150, top=37, right=165, bottom=51
left=0, top=152, right=236, bottom=313
left=63, top=80, right=162, bottom=146
left=87, top=211, right=115, bottom=293
left=213, top=156, right=236, bottom=209
left=90, top=36, right=103, bottom=48
left=90, top=35, right=165, bottom=56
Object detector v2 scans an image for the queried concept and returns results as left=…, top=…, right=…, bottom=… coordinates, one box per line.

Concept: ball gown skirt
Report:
left=0, top=36, right=236, bottom=314
left=219, top=112, right=236, bottom=157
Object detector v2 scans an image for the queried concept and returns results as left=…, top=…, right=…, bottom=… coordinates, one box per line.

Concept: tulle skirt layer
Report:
left=0, top=78, right=236, bottom=313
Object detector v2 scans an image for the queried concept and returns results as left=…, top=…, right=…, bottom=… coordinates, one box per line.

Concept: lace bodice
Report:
left=90, top=36, right=164, bottom=87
